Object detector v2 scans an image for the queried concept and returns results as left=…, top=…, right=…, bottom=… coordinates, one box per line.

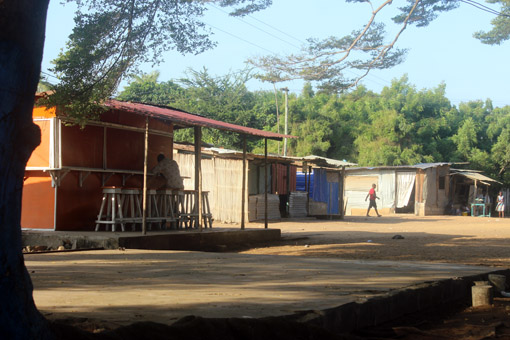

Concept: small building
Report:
left=295, top=156, right=357, bottom=217
left=23, top=98, right=290, bottom=231
left=172, top=144, right=299, bottom=223
left=343, top=163, right=500, bottom=216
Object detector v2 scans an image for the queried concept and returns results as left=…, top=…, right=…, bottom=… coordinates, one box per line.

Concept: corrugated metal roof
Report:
left=290, top=155, right=357, bottom=168
left=451, top=169, right=501, bottom=184
left=411, top=162, right=455, bottom=169
left=347, top=162, right=458, bottom=171
left=104, top=100, right=294, bottom=141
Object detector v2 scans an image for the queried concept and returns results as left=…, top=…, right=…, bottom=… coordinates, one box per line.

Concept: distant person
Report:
left=365, top=183, right=382, bottom=217
left=151, top=154, right=184, bottom=190
left=496, top=191, right=505, bottom=218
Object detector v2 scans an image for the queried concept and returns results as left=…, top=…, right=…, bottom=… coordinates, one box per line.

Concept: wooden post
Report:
left=241, top=135, right=247, bottom=230
left=273, top=83, right=281, bottom=155
left=307, top=165, right=312, bottom=216
left=304, top=163, right=308, bottom=194
left=474, top=179, right=478, bottom=202
left=281, top=87, right=289, bottom=156
left=264, top=138, right=268, bottom=229
left=103, top=126, right=107, bottom=169
left=142, top=117, right=149, bottom=235
left=286, top=163, right=290, bottom=216
left=339, top=166, right=345, bottom=218
left=195, top=126, right=203, bottom=231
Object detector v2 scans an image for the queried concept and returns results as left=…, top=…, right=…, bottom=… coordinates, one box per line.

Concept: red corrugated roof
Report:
left=104, top=100, right=294, bottom=141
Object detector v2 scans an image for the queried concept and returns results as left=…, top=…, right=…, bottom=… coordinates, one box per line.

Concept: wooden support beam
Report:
left=241, top=135, right=247, bottom=230
left=307, top=165, right=312, bottom=215
left=264, top=138, right=268, bottom=229
left=142, top=117, right=149, bottom=235
left=339, top=166, right=345, bottom=218
left=79, top=171, right=91, bottom=187
left=195, top=126, right=203, bottom=231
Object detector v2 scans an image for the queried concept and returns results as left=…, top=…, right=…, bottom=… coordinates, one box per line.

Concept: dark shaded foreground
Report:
left=49, top=297, right=510, bottom=340
left=50, top=315, right=354, bottom=340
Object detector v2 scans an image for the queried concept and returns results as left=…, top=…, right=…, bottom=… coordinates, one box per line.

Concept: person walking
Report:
left=365, top=183, right=382, bottom=217
left=496, top=191, right=505, bottom=218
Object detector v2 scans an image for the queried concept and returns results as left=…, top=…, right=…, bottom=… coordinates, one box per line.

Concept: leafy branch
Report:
left=41, top=0, right=272, bottom=124
left=249, top=0, right=460, bottom=93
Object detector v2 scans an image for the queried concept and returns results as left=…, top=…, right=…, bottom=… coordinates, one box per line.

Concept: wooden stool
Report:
left=201, top=191, right=213, bottom=228
left=146, top=189, right=162, bottom=230
left=176, top=190, right=198, bottom=229
left=95, top=187, right=126, bottom=232
left=121, top=188, right=143, bottom=231
left=156, top=189, right=177, bottom=229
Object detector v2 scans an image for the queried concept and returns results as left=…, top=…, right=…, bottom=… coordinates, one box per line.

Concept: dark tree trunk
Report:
left=0, top=0, right=54, bottom=338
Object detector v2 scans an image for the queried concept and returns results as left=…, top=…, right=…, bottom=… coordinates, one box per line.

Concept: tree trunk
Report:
left=0, top=0, right=54, bottom=338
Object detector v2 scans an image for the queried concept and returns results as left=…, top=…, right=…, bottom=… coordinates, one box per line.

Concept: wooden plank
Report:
left=195, top=126, right=203, bottom=231
left=241, top=135, right=247, bottom=229
left=142, top=117, right=149, bottom=235
left=264, top=138, right=268, bottom=229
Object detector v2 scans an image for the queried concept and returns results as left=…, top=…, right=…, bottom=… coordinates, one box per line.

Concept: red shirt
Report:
left=369, top=188, right=376, bottom=201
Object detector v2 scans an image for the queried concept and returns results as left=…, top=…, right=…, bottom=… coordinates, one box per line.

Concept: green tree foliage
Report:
left=473, top=0, right=510, bottom=45
left=42, top=0, right=272, bottom=124
left=249, top=0, right=460, bottom=92
left=118, top=68, right=266, bottom=150
left=118, top=69, right=510, bottom=186
left=117, top=71, right=184, bottom=105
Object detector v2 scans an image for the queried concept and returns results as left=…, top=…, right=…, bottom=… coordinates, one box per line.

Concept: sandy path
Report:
left=25, top=215, right=510, bottom=329
left=242, top=215, right=510, bottom=267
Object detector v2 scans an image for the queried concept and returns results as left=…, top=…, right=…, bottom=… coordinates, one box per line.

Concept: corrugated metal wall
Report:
left=344, top=170, right=396, bottom=215
left=175, top=153, right=245, bottom=223
left=271, top=164, right=297, bottom=194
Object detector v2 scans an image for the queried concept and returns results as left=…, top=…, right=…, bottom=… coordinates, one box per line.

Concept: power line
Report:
left=245, top=14, right=307, bottom=46
left=207, top=3, right=302, bottom=49
left=460, top=0, right=510, bottom=18
left=204, top=21, right=277, bottom=54
left=204, top=6, right=393, bottom=90
left=41, top=71, right=59, bottom=83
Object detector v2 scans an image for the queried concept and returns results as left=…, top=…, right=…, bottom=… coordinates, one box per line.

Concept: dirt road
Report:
left=242, top=215, right=510, bottom=267
left=26, top=215, right=510, bottom=338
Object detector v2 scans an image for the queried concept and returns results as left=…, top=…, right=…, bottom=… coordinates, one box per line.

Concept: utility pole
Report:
left=280, top=87, right=289, bottom=156
left=273, top=83, right=280, bottom=155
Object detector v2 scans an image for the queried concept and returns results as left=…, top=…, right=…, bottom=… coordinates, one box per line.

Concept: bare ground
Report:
left=36, top=215, right=510, bottom=339
left=242, top=215, right=510, bottom=267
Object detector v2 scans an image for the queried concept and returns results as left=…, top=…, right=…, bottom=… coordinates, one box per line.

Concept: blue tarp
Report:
left=297, top=170, right=339, bottom=214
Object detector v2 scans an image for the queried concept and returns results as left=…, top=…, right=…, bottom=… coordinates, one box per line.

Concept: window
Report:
left=439, top=176, right=446, bottom=190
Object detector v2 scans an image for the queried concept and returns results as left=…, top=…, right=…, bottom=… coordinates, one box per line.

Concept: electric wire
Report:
left=203, top=21, right=276, bottom=54
left=460, top=0, right=510, bottom=18
left=207, top=3, right=302, bottom=49
left=204, top=4, right=392, bottom=88
left=245, top=13, right=308, bottom=45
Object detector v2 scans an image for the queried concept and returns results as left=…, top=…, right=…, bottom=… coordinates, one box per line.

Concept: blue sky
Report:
left=42, top=0, right=510, bottom=107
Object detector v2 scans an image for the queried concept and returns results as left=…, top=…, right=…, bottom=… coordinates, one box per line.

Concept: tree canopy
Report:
left=43, top=0, right=273, bottom=124
left=2, top=0, right=510, bottom=337
left=118, top=70, right=510, bottom=185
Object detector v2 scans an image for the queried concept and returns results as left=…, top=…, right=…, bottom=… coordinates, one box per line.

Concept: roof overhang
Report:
left=450, top=169, right=501, bottom=185
left=104, top=100, right=294, bottom=141
left=289, top=155, right=357, bottom=168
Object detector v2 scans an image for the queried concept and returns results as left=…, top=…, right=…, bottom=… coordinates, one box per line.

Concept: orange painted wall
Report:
left=107, top=128, right=145, bottom=169
left=24, top=107, right=175, bottom=231
left=55, top=171, right=103, bottom=231
left=21, top=173, right=55, bottom=229
left=33, top=106, right=56, bottom=118
left=61, top=125, right=104, bottom=168
left=27, top=120, right=52, bottom=167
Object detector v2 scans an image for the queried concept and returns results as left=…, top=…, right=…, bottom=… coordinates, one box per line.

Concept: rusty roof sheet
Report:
left=104, top=100, right=294, bottom=141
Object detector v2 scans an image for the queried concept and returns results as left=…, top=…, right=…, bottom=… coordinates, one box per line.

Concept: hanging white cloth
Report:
left=396, top=172, right=416, bottom=208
